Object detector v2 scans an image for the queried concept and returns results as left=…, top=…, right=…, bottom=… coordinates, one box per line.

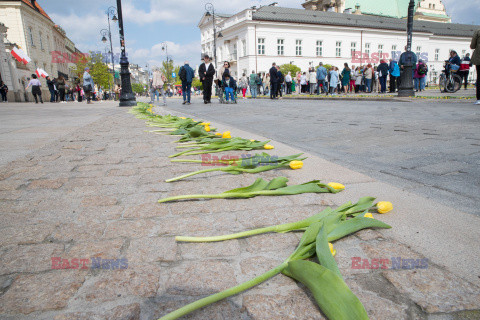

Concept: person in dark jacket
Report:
left=46, top=76, right=56, bottom=102
left=269, top=63, right=278, bottom=99
left=198, top=55, right=215, bottom=104
left=276, top=65, right=284, bottom=98
left=222, top=73, right=237, bottom=103
left=0, top=81, right=8, bottom=102
left=446, top=50, right=461, bottom=74
left=179, top=61, right=195, bottom=105
left=388, top=59, right=400, bottom=93
left=471, top=28, right=480, bottom=104
left=57, top=75, right=66, bottom=103
left=377, top=60, right=389, bottom=93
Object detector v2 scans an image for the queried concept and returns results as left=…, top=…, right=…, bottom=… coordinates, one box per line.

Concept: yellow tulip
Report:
left=215, top=132, right=222, bottom=136
left=200, top=122, right=210, bottom=126
left=364, top=213, right=374, bottom=219
left=222, top=131, right=231, bottom=139
left=327, top=182, right=345, bottom=191
left=289, top=160, right=303, bottom=170
left=264, top=144, right=274, bottom=150
left=250, top=139, right=255, bottom=142
left=180, top=117, right=186, bottom=119
left=329, top=243, right=336, bottom=256
left=204, top=126, right=211, bottom=132
left=376, top=201, right=393, bottom=214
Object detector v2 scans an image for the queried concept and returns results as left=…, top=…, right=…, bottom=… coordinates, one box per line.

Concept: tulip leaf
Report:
left=316, top=225, right=342, bottom=278
left=328, top=216, right=392, bottom=242
left=283, top=260, right=369, bottom=320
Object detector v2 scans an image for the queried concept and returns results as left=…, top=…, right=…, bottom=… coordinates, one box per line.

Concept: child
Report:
left=222, top=73, right=237, bottom=103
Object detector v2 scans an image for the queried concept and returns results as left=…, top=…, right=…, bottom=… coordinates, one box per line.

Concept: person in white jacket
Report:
left=152, top=68, right=167, bottom=106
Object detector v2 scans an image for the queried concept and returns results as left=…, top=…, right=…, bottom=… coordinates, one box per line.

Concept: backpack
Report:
left=256, top=76, right=262, bottom=86
left=418, top=64, right=427, bottom=75
left=179, top=67, right=187, bottom=82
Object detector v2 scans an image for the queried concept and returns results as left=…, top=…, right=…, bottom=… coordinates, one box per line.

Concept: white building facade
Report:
left=199, top=5, right=478, bottom=85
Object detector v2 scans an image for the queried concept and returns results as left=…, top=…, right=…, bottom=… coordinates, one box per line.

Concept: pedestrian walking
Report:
left=263, top=73, right=270, bottom=96
left=0, top=81, right=8, bottom=102
left=179, top=61, right=194, bottom=105
left=459, top=53, right=472, bottom=90
left=269, top=63, right=278, bottom=99
left=198, top=55, right=215, bottom=104
left=216, top=61, right=230, bottom=100
left=377, top=60, right=389, bottom=93
left=316, top=62, right=327, bottom=94
left=470, top=27, right=480, bottom=105
left=239, top=73, right=248, bottom=99
left=414, top=59, right=428, bottom=92
left=364, top=64, right=373, bottom=93
left=249, top=70, right=259, bottom=98
left=25, top=74, right=43, bottom=104
left=341, top=63, right=351, bottom=94
left=309, top=68, right=317, bottom=94
left=82, top=67, right=94, bottom=104
left=349, top=65, right=356, bottom=92
left=46, top=76, right=56, bottom=102
left=388, top=59, right=400, bottom=93
left=355, top=67, right=363, bottom=93
left=329, top=67, right=339, bottom=95
left=57, top=75, right=66, bottom=103
left=300, top=72, right=307, bottom=93
left=276, top=66, right=284, bottom=98
left=285, top=72, right=292, bottom=95
left=152, top=68, right=167, bottom=106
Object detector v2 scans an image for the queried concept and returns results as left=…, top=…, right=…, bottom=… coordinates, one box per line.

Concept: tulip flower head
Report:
left=329, top=243, right=336, bottom=256
left=327, top=182, right=345, bottom=191
left=222, top=131, right=232, bottom=139
left=364, top=213, right=374, bottom=219
left=215, top=132, right=222, bottom=136
left=289, top=160, right=303, bottom=170
left=200, top=122, right=210, bottom=126
left=264, top=144, right=275, bottom=150
left=180, top=117, right=186, bottom=119
left=376, top=201, right=393, bottom=214
left=204, top=126, right=211, bottom=132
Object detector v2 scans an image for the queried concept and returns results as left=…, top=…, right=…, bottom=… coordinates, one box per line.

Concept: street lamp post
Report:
left=100, top=28, right=115, bottom=96
left=115, top=0, right=136, bottom=106
left=205, top=3, right=218, bottom=72
left=398, top=0, right=415, bottom=97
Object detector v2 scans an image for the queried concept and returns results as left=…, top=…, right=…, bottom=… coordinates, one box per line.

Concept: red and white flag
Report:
left=11, top=47, right=31, bottom=65
left=36, top=68, right=48, bottom=78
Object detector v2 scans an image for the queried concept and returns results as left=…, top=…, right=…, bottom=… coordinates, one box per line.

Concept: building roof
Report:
left=20, top=0, right=52, bottom=21
left=252, top=6, right=477, bottom=38
left=344, top=0, right=424, bottom=19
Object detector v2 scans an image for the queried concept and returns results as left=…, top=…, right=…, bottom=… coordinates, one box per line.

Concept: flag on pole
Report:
left=36, top=68, right=48, bottom=78
left=11, top=47, right=31, bottom=65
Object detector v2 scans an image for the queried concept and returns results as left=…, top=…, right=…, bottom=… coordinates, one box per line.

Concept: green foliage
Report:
left=192, top=78, right=202, bottom=90
left=159, top=60, right=181, bottom=84
left=279, top=64, right=301, bottom=77
left=132, top=83, right=146, bottom=94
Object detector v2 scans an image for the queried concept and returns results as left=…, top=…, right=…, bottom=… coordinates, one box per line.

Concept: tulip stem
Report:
left=158, top=263, right=288, bottom=320
left=165, top=168, right=221, bottom=182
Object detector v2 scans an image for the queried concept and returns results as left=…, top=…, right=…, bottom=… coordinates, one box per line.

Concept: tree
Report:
left=71, top=51, right=113, bottom=90
left=192, top=78, right=203, bottom=90
left=132, top=83, right=146, bottom=94
left=160, top=60, right=174, bottom=84
left=279, top=64, right=301, bottom=77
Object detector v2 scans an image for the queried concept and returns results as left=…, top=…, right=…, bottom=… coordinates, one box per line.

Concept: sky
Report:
left=40, top=0, right=480, bottom=70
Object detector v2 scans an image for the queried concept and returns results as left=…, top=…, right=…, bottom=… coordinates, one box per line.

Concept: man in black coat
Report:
left=198, top=55, right=216, bottom=104
left=46, top=76, right=56, bottom=102
left=269, top=63, right=278, bottom=99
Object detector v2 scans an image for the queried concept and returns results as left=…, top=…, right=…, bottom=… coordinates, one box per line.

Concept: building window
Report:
left=365, top=43, right=370, bottom=55
left=416, top=46, right=421, bottom=58
left=233, top=44, right=237, bottom=60
left=350, top=42, right=356, bottom=57
left=378, top=44, right=384, bottom=58
left=435, top=48, right=440, bottom=61
left=296, top=40, right=302, bottom=56
left=28, top=27, right=34, bottom=47
left=277, top=39, right=284, bottom=56
left=316, top=40, right=323, bottom=56
left=336, top=41, right=342, bottom=57
left=257, top=38, right=265, bottom=55
left=242, top=39, right=246, bottom=56
left=433, top=4, right=435, bottom=9
left=39, top=32, right=44, bottom=50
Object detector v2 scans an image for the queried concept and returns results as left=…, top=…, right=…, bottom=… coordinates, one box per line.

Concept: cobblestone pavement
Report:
left=164, top=97, right=480, bottom=216
left=0, top=102, right=479, bottom=319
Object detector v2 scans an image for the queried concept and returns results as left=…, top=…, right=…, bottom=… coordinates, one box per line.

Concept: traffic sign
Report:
left=172, top=72, right=176, bottom=78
